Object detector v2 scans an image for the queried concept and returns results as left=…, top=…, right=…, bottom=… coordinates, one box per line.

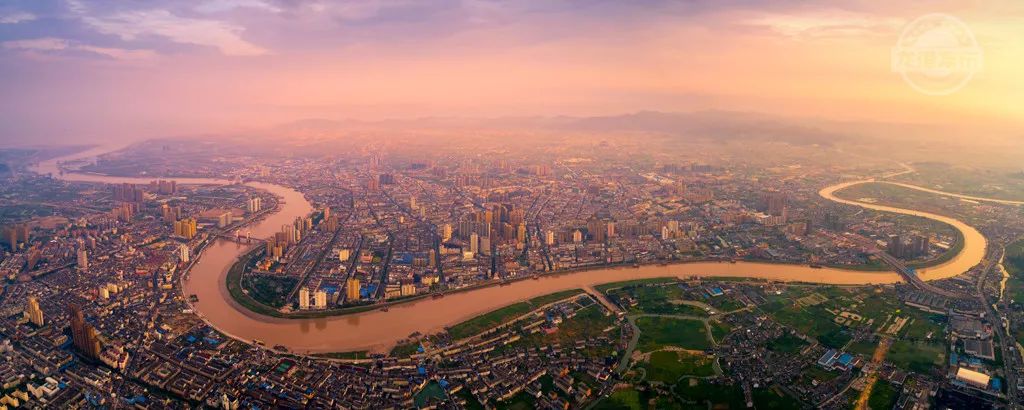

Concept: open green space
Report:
left=867, top=379, right=900, bottom=410
left=592, top=387, right=644, bottom=410
left=888, top=340, right=945, bottom=373
left=1005, top=239, right=1024, bottom=304
left=674, top=378, right=746, bottom=409
left=751, top=387, right=803, bottom=409
left=516, top=305, right=618, bottom=358
left=595, top=277, right=677, bottom=294
left=242, top=275, right=298, bottom=308
left=527, top=288, right=584, bottom=306
left=446, top=288, right=585, bottom=340
left=709, top=320, right=731, bottom=343
left=413, top=381, right=448, bottom=408
left=635, top=316, right=710, bottom=352
left=892, top=162, right=1024, bottom=201
left=763, top=300, right=851, bottom=349
left=312, top=351, right=368, bottom=360
left=767, top=332, right=809, bottom=354
left=389, top=340, right=422, bottom=357
left=644, top=350, right=715, bottom=383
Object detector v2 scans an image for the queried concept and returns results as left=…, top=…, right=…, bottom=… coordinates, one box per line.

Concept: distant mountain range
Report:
left=262, top=110, right=855, bottom=146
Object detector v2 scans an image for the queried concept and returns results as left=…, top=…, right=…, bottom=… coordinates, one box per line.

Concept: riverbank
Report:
left=30, top=146, right=988, bottom=354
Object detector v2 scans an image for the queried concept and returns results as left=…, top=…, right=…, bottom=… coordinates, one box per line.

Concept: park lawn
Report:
left=868, top=379, right=900, bottom=410
left=888, top=340, right=945, bottom=373
left=645, top=351, right=715, bottom=383
left=636, top=316, right=711, bottom=352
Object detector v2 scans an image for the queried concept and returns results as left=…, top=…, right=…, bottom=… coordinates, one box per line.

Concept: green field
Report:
left=446, top=288, right=585, bottom=340
left=867, top=379, right=900, bottom=410
left=447, top=302, right=533, bottom=340
left=242, top=274, right=298, bottom=308
left=528, top=288, right=584, bottom=306
left=763, top=302, right=851, bottom=349
left=709, top=320, right=731, bottom=343
left=593, top=387, right=644, bottom=410
left=893, top=162, right=1024, bottom=201
left=767, top=332, right=809, bottom=354
left=516, top=305, right=617, bottom=358
left=1005, top=239, right=1024, bottom=304
left=413, top=381, right=448, bottom=408
left=312, top=351, right=368, bottom=360
left=674, top=378, right=746, bottom=409
left=595, top=277, right=678, bottom=294
left=635, top=316, right=711, bottom=352
left=645, top=351, right=715, bottom=383
left=888, top=340, right=945, bottom=373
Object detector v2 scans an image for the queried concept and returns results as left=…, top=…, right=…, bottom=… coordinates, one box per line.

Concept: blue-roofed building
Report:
left=706, top=287, right=725, bottom=297
left=835, top=353, right=855, bottom=370
left=818, top=349, right=838, bottom=368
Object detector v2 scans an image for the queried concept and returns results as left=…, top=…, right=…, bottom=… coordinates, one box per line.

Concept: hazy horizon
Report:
left=2, top=0, right=1022, bottom=146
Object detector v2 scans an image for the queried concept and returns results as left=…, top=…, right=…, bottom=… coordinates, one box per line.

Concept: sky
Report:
left=0, top=0, right=1022, bottom=145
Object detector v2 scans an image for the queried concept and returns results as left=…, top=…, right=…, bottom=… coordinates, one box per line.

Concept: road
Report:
left=976, top=248, right=1020, bottom=407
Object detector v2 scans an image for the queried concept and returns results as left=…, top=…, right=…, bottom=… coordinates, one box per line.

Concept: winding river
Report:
left=32, top=148, right=989, bottom=354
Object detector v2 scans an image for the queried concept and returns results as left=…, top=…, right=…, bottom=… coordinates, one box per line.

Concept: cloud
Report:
left=0, top=11, right=36, bottom=24
left=82, top=8, right=267, bottom=56
left=195, top=0, right=282, bottom=14
left=749, top=10, right=903, bottom=39
left=3, top=37, right=70, bottom=51
left=3, top=37, right=155, bottom=61
left=77, top=45, right=157, bottom=61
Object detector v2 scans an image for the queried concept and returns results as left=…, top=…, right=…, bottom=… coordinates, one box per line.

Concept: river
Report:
left=31, top=147, right=987, bottom=354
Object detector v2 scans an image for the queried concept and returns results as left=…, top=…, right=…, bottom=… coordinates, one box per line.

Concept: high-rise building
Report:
left=179, top=244, right=190, bottom=263
left=2, top=223, right=30, bottom=251
left=69, top=305, right=101, bottom=360
left=247, top=197, right=262, bottom=214
left=25, top=296, right=43, bottom=327
left=298, top=288, right=310, bottom=310
left=441, top=224, right=452, bottom=241
left=77, top=249, right=89, bottom=271
left=346, top=278, right=361, bottom=302
left=762, top=190, right=788, bottom=216
left=174, top=218, right=198, bottom=239
left=314, top=290, right=328, bottom=309
left=469, top=233, right=479, bottom=255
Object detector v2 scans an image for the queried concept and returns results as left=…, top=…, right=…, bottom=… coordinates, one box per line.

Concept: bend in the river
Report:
left=32, top=149, right=987, bottom=354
